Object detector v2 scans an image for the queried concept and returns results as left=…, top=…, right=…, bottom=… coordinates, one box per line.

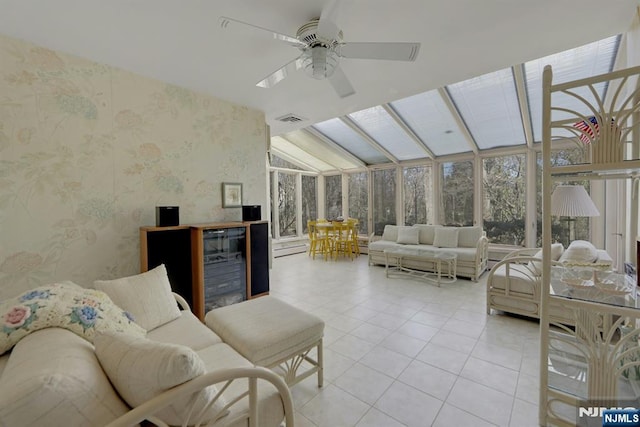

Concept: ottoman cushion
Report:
left=205, top=297, right=324, bottom=367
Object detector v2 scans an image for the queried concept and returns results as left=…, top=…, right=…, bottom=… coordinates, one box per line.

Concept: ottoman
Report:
left=205, top=296, right=325, bottom=387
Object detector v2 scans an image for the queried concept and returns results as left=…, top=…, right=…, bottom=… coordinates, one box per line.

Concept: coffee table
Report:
left=384, top=247, right=457, bottom=286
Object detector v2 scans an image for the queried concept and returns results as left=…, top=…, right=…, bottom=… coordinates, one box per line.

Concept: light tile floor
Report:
left=269, top=253, right=541, bottom=427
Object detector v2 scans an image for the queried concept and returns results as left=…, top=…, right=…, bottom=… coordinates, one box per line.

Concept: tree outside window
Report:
left=278, top=172, right=297, bottom=237
left=301, top=175, right=317, bottom=234
left=404, top=165, right=433, bottom=225
left=348, top=172, right=368, bottom=234
left=325, top=175, right=342, bottom=219
left=373, top=169, right=396, bottom=234
left=482, top=155, right=526, bottom=245
left=440, top=161, right=474, bottom=226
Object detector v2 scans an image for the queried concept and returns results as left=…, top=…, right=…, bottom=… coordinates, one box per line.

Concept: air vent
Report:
left=276, top=114, right=307, bottom=123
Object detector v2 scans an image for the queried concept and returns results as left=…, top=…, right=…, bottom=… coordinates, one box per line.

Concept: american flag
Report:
left=573, top=116, right=599, bottom=144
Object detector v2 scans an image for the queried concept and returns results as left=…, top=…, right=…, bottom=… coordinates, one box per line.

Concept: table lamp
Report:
left=551, top=184, right=600, bottom=247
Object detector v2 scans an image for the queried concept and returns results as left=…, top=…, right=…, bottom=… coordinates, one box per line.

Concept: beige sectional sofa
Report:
left=368, top=224, right=489, bottom=281
left=0, top=265, right=296, bottom=427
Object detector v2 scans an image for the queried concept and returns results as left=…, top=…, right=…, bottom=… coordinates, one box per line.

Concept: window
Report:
left=482, top=155, right=526, bottom=245
left=403, top=165, right=433, bottom=225
left=348, top=172, right=368, bottom=235
left=270, top=154, right=303, bottom=170
left=277, top=172, right=297, bottom=237
left=372, top=169, right=396, bottom=235
left=301, top=175, right=317, bottom=234
left=536, top=148, right=590, bottom=246
left=325, top=175, right=342, bottom=219
left=440, top=161, right=474, bottom=226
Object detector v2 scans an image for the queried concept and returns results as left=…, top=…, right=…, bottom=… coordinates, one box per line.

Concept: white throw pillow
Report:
left=94, top=332, right=228, bottom=425
left=528, top=243, right=564, bottom=276
left=433, top=227, right=459, bottom=248
left=381, top=225, right=399, bottom=242
left=396, top=227, right=420, bottom=245
left=457, top=226, right=482, bottom=248
left=551, top=243, right=565, bottom=261
left=529, top=250, right=544, bottom=276
left=94, top=264, right=180, bottom=331
left=412, top=224, right=441, bottom=245
left=559, top=240, right=598, bottom=264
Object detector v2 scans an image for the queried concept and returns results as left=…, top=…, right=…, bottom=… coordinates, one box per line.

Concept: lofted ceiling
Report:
left=0, top=0, right=638, bottom=141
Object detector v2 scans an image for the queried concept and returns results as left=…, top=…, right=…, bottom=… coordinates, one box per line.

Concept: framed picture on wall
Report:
left=222, top=182, right=243, bottom=208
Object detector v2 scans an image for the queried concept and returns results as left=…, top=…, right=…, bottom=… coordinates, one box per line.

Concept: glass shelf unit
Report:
left=540, top=64, right=640, bottom=427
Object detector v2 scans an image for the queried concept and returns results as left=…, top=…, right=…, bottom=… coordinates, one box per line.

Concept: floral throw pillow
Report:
left=0, top=281, right=145, bottom=355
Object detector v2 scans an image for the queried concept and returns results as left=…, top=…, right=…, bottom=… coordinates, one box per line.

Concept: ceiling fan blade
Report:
left=316, top=0, right=341, bottom=40
left=338, top=42, right=421, bottom=61
left=219, top=16, right=306, bottom=48
left=256, top=55, right=304, bottom=88
left=328, top=65, right=355, bottom=98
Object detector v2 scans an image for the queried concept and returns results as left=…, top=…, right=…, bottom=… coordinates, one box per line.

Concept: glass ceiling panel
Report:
left=525, top=35, right=619, bottom=142
left=447, top=68, right=525, bottom=150
left=312, top=118, right=389, bottom=164
left=390, top=90, right=472, bottom=156
left=348, top=106, right=428, bottom=161
left=281, top=130, right=361, bottom=170
left=270, top=136, right=335, bottom=172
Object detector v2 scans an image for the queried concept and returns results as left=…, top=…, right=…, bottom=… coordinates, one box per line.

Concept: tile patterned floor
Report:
left=270, top=253, right=541, bottom=427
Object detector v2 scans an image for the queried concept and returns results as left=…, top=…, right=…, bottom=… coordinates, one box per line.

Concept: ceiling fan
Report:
left=219, top=1, right=421, bottom=98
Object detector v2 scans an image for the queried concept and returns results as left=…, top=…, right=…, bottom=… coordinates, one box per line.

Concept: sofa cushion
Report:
left=368, top=240, right=403, bottom=252
left=95, top=264, right=180, bottom=330
left=94, top=331, right=228, bottom=425
left=491, top=264, right=539, bottom=295
left=412, top=224, right=441, bottom=245
left=397, top=226, right=420, bottom=245
left=457, top=226, right=483, bottom=248
left=0, top=281, right=145, bottom=355
left=559, top=240, right=598, bottom=264
left=0, top=328, right=130, bottom=426
left=205, top=296, right=324, bottom=367
left=147, top=309, right=223, bottom=351
left=381, top=225, right=399, bottom=242
left=433, top=227, right=459, bottom=248
left=529, top=243, right=564, bottom=275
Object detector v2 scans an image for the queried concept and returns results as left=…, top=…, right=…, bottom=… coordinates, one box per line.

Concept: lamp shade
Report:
left=550, top=185, right=600, bottom=217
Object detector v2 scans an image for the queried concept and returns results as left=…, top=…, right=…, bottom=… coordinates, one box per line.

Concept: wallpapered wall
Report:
left=0, top=33, right=268, bottom=298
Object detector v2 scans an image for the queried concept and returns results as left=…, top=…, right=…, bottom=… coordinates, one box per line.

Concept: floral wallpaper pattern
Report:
left=0, top=34, right=268, bottom=299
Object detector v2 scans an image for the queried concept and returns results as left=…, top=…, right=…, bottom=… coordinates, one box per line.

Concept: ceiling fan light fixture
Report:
left=302, top=46, right=338, bottom=80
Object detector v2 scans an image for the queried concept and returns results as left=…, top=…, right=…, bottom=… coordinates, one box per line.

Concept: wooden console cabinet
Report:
left=140, top=221, right=270, bottom=320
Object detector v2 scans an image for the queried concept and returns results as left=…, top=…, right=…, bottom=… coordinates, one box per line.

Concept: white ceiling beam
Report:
left=340, top=116, right=399, bottom=164
left=381, top=103, right=435, bottom=159
left=513, top=64, right=535, bottom=148
left=438, top=87, right=479, bottom=154
left=278, top=135, right=344, bottom=172
left=270, top=146, right=321, bottom=173
left=302, top=127, right=368, bottom=169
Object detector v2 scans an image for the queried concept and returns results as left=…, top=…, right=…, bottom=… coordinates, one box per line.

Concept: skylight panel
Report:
left=390, top=90, right=472, bottom=156
left=524, top=35, right=620, bottom=142
left=447, top=68, right=526, bottom=150
left=348, top=106, right=428, bottom=161
left=312, top=118, right=389, bottom=164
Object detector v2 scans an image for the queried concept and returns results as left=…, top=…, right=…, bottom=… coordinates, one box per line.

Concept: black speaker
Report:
left=242, top=205, right=261, bottom=222
left=156, top=206, right=179, bottom=227
left=248, top=222, right=269, bottom=297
